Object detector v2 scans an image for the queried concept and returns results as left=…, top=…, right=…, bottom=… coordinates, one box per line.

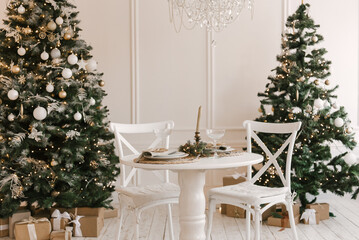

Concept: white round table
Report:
left=121, top=152, right=263, bottom=240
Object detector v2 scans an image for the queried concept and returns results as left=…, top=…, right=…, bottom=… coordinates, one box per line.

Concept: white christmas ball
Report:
left=89, top=97, right=96, bottom=106
left=8, top=89, right=19, bottom=100
left=62, top=68, right=72, bottom=79
left=314, top=98, right=324, bottom=110
left=50, top=48, right=61, bottom=59
left=67, top=54, right=78, bottom=65
left=85, top=59, right=97, bottom=72
left=344, top=152, right=357, bottom=166
left=17, top=47, right=26, bottom=56
left=17, top=5, right=25, bottom=14
left=324, top=100, right=331, bottom=108
left=332, top=102, right=338, bottom=109
left=47, top=21, right=57, bottom=31
left=312, top=35, right=319, bottom=42
left=41, top=51, right=49, bottom=60
left=74, top=112, right=82, bottom=121
left=334, top=118, right=344, bottom=128
left=55, top=17, right=64, bottom=25
left=46, top=83, right=54, bottom=93
left=33, top=106, right=47, bottom=121
left=8, top=113, right=15, bottom=121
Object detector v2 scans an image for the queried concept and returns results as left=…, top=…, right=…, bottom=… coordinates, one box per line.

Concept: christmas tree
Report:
left=0, top=0, right=120, bottom=217
left=255, top=4, right=359, bottom=206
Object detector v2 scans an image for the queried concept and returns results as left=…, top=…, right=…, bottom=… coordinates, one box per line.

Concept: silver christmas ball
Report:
left=85, top=59, right=97, bottom=72
left=8, top=89, right=19, bottom=100
left=17, top=5, right=25, bottom=14
left=46, top=83, right=54, bottom=93
left=74, top=112, right=82, bottom=121
left=344, top=152, right=357, bottom=166
left=55, top=17, right=64, bottom=25
left=50, top=48, right=61, bottom=59
left=67, top=54, right=78, bottom=65
left=47, top=21, right=57, bottom=31
left=334, top=118, right=344, bottom=128
left=62, top=68, right=72, bottom=79
left=17, top=47, right=26, bottom=56
left=41, top=51, right=49, bottom=60
left=33, top=106, right=47, bottom=121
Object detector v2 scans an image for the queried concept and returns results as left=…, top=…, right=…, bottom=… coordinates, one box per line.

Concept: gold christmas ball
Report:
left=59, top=90, right=67, bottom=99
left=11, top=65, right=21, bottom=74
left=314, top=79, right=319, bottom=85
left=89, top=121, right=95, bottom=127
left=325, top=79, right=330, bottom=85
left=51, top=191, right=60, bottom=197
left=288, top=113, right=294, bottom=120
left=39, top=31, right=47, bottom=39
left=0, top=135, right=4, bottom=141
left=314, top=115, right=320, bottom=122
left=99, top=80, right=105, bottom=87
left=64, top=33, right=72, bottom=40
left=50, top=159, right=58, bottom=166
left=23, top=27, right=32, bottom=34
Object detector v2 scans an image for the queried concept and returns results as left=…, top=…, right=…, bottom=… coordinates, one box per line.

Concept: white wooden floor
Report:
left=2, top=193, right=359, bottom=240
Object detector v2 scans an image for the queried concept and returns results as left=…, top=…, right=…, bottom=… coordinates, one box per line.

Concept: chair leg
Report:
left=167, top=204, right=175, bottom=240
left=134, top=209, right=142, bottom=240
left=285, top=199, right=299, bottom=240
left=245, top=204, right=251, bottom=240
left=254, top=205, right=261, bottom=240
left=117, top=195, right=124, bottom=240
left=206, top=199, right=216, bottom=240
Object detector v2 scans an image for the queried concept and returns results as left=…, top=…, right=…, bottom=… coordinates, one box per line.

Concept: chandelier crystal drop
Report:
left=168, top=0, right=254, bottom=32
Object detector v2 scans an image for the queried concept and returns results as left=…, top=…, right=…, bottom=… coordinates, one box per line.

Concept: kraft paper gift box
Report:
left=301, top=209, right=320, bottom=225
left=76, top=207, right=105, bottom=219
left=14, top=217, right=51, bottom=240
left=267, top=212, right=300, bottom=228
left=50, top=229, right=72, bottom=240
left=0, top=217, right=9, bottom=237
left=306, top=203, right=329, bottom=220
left=279, top=202, right=301, bottom=217
left=71, top=215, right=104, bottom=237
left=51, top=209, right=71, bottom=231
left=9, top=209, right=31, bottom=238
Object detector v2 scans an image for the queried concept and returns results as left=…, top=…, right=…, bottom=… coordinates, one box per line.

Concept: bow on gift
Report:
left=51, top=209, right=71, bottom=231
left=70, top=215, right=84, bottom=237
left=16, top=217, right=51, bottom=240
left=300, top=209, right=317, bottom=224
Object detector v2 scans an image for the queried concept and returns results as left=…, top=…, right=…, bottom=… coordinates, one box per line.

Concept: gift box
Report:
left=221, top=176, right=246, bottom=216
left=104, top=208, right=118, bottom=219
left=267, top=213, right=300, bottom=228
left=14, top=217, right=51, bottom=240
left=50, top=229, right=72, bottom=240
left=9, top=209, right=31, bottom=238
left=279, top=202, right=301, bottom=217
left=0, top=217, right=9, bottom=237
left=51, top=209, right=71, bottom=231
left=71, top=215, right=104, bottom=237
left=77, top=207, right=105, bottom=219
left=301, top=209, right=320, bottom=225
left=306, top=203, right=329, bottom=220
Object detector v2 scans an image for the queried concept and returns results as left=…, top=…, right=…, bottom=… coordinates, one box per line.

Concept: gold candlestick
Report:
left=195, top=106, right=201, bottom=144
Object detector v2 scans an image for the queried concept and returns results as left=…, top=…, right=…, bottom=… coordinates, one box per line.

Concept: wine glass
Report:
left=206, top=129, right=225, bottom=158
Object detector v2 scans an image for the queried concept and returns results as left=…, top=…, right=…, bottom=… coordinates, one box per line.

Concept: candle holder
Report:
left=194, top=131, right=201, bottom=145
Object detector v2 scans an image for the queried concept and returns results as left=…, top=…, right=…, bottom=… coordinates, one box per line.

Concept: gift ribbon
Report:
left=300, top=209, right=317, bottom=224
left=27, top=224, right=37, bottom=240
left=51, top=209, right=72, bottom=231
left=70, top=215, right=84, bottom=237
left=0, top=224, right=9, bottom=231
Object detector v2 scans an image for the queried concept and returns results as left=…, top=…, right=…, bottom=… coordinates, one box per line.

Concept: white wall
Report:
left=1, top=0, right=358, bottom=187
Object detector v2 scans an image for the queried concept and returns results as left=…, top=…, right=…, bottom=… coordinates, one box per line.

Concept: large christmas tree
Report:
left=255, top=4, right=359, bottom=206
left=0, top=0, right=120, bottom=217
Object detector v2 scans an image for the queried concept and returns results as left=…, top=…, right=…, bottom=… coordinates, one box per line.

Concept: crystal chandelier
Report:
left=168, top=0, right=254, bottom=32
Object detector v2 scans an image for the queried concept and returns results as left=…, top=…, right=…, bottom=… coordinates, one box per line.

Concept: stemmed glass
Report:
left=206, top=129, right=225, bottom=158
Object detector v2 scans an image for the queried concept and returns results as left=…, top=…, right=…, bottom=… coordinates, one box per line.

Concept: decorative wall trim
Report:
left=206, top=30, right=215, bottom=129
left=130, top=0, right=140, bottom=124
left=282, top=0, right=290, bottom=32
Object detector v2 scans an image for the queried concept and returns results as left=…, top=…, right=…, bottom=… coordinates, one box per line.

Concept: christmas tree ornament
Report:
left=8, top=89, right=19, bottom=100
left=33, top=106, right=47, bottom=120
left=23, top=27, right=32, bottom=34
left=292, top=107, right=302, bottom=114
left=74, top=112, right=82, bottom=121
left=324, top=100, right=331, bottom=108
left=77, top=59, right=86, bottom=70
left=85, top=59, right=97, bottom=72
left=20, top=104, right=24, bottom=118
left=48, top=33, right=56, bottom=42
left=314, top=79, right=319, bottom=85
left=313, top=115, right=320, bottom=121
left=89, top=97, right=96, bottom=106
left=67, top=54, right=78, bottom=65
left=51, top=48, right=61, bottom=58
left=0, top=135, right=4, bottom=142
left=332, top=102, right=338, bottom=109
left=325, top=79, right=330, bottom=85
left=47, top=21, right=57, bottom=31
left=297, top=76, right=304, bottom=82
left=59, top=89, right=67, bottom=99
left=8, top=113, right=15, bottom=121
left=11, top=65, right=21, bottom=74
left=0, top=98, right=2, bottom=104
left=46, top=83, right=54, bottom=93
left=62, top=68, right=72, bottom=78
left=344, top=152, right=357, bottom=166
left=312, top=35, right=319, bottom=42
left=63, top=32, right=72, bottom=40
left=41, top=51, right=49, bottom=60
left=51, top=159, right=58, bottom=166
left=346, top=127, right=353, bottom=134
left=334, top=118, right=344, bottom=128
left=51, top=191, right=60, bottom=197
left=314, top=98, right=324, bottom=109
left=98, top=80, right=105, bottom=87
left=55, top=16, right=63, bottom=25
left=17, top=5, right=25, bottom=14
left=17, top=47, right=26, bottom=56
left=39, top=31, right=47, bottom=39
left=288, top=113, right=294, bottom=120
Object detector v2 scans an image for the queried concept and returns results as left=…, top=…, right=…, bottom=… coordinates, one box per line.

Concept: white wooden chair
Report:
left=110, top=121, right=179, bottom=240
left=206, top=120, right=301, bottom=240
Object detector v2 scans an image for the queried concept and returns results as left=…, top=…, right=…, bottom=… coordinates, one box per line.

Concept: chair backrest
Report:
left=110, top=121, right=175, bottom=187
left=244, top=120, right=301, bottom=191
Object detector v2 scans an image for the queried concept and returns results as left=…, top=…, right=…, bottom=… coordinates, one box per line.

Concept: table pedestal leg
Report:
left=178, top=170, right=206, bottom=240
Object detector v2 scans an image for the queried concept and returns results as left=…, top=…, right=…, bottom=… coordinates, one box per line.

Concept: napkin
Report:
left=142, top=150, right=178, bottom=158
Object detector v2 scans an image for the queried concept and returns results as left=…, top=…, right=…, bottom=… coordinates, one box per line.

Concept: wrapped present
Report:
left=77, top=207, right=105, bottom=219
left=51, top=209, right=71, bottom=231
left=9, top=209, right=31, bottom=238
left=0, top=218, right=9, bottom=237
left=301, top=209, right=320, bottom=225
left=306, top=203, right=329, bottom=220
left=14, top=217, right=51, bottom=240
left=267, top=212, right=300, bottom=228
left=279, top=202, right=301, bottom=217
left=50, top=228, right=72, bottom=240
left=222, top=175, right=246, bottom=216
left=104, top=208, right=118, bottom=219
left=71, top=215, right=104, bottom=237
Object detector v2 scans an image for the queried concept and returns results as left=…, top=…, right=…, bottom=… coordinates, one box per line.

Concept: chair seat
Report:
left=209, top=181, right=289, bottom=203
left=116, top=182, right=180, bottom=208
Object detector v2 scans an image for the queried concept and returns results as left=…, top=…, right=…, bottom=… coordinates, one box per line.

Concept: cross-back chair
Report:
left=206, top=120, right=301, bottom=240
left=110, top=121, right=179, bottom=240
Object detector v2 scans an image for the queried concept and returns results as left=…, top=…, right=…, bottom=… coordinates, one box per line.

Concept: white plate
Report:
left=145, top=152, right=189, bottom=160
